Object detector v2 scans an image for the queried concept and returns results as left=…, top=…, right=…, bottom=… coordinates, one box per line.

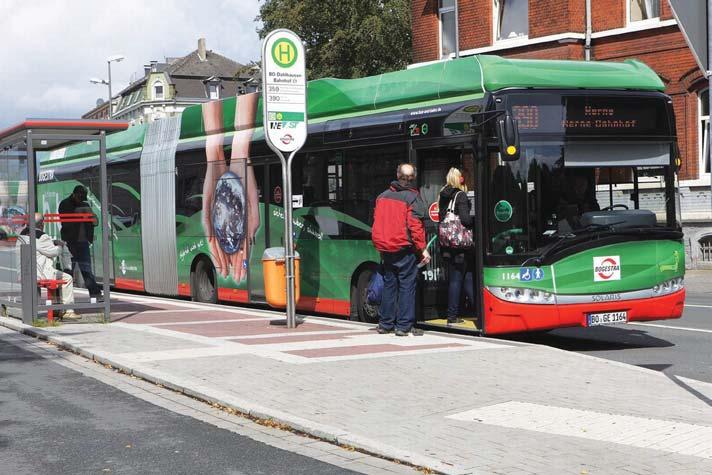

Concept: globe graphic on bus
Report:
left=211, top=171, right=245, bottom=254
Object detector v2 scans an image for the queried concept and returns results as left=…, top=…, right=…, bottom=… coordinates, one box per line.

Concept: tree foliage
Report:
left=257, top=0, right=412, bottom=79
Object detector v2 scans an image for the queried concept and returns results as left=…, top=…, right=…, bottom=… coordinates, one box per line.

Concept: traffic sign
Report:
left=262, top=29, right=308, bottom=153
left=668, top=1, right=708, bottom=76
left=428, top=202, right=440, bottom=222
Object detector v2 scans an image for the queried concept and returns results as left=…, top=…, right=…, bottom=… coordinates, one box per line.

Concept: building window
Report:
left=700, top=235, right=712, bottom=262
left=439, top=0, right=456, bottom=58
left=628, top=0, right=660, bottom=24
left=494, top=0, right=528, bottom=42
left=208, top=83, right=219, bottom=100
left=700, top=89, right=710, bottom=175
left=153, top=81, right=164, bottom=100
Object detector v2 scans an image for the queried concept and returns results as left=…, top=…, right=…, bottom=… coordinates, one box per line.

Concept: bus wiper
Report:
left=520, top=233, right=576, bottom=268
left=572, top=221, right=626, bottom=233
left=521, top=222, right=625, bottom=268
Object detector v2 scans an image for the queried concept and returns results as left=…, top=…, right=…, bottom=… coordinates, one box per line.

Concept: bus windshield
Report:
left=486, top=141, right=678, bottom=258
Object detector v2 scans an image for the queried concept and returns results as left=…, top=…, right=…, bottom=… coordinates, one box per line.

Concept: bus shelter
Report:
left=0, top=119, right=128, bottom=324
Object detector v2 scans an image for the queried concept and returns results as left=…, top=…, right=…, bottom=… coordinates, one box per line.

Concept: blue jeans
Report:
left=67, top=241, right=101, bottom=296
left=447, top=259, right=474, bottom=320
left=379, top=250, right=418, bottom=332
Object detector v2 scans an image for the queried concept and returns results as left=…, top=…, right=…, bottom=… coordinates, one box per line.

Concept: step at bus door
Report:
left=416, top=145, right=479, bottom=331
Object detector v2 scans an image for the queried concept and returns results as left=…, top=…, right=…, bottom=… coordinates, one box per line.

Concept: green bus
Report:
left=37, top=54, right=685, bottom=334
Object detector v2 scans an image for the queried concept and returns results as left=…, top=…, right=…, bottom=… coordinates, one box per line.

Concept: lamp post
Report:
left=89, top=54, right=124, bottom=119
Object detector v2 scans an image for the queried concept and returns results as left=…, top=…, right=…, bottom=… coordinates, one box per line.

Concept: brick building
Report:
left=411, top=0, right=712, bottom=267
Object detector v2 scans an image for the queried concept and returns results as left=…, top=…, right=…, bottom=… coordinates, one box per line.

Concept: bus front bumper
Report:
left=483, top=288, right=685, bottom=335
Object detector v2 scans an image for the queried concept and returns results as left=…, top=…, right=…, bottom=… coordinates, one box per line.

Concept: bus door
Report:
left=247, top=163, right=269, bottom=302
left=416, top=145, right=479, bottom=330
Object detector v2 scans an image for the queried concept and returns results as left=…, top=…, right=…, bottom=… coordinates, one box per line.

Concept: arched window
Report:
left=153, top=80, right=164, bottom=100
left=700, top=234, right=712, bottom=262
left=700, top=89, right=710, bottom=175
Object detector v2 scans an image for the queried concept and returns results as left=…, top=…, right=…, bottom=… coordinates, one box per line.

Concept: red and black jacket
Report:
left=372, top=180, right=427, bottom=253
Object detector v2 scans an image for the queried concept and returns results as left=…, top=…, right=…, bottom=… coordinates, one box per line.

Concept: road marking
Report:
left=448, top=401, right=712, bottom=459
left=628, top=322, right=712, bottom=334
left=685, top=304, right=712, bottom=309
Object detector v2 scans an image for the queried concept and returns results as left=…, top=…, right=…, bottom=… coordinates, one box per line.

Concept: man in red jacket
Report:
left=372, top=163, right=430, bottom=336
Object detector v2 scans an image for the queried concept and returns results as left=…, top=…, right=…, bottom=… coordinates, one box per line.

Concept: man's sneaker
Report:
left=89, top=294, right=104, bottom=303
left=376, top=326, right=393, bottom=334
left=410, top=328, right=424, bottom=336
left=447, top=318, right=466, bottom=325
left=394, top=328, right=409, bottom=337
left=61, top=310, right=81, bottom=321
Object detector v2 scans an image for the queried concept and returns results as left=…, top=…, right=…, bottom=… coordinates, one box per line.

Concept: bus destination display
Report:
left=509, top=95, right=670, bottom=136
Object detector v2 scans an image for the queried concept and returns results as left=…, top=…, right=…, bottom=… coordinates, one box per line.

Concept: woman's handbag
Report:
left=438, top=191, right=474, bottom=249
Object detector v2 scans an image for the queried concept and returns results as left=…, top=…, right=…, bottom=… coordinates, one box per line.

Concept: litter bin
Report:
left=262, top=247, right=300, bottom=308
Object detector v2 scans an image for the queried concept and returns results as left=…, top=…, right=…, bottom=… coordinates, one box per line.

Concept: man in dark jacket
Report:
left=59, top=185, right=101, bottom=299
left=372, top=163, right=430, bottom=336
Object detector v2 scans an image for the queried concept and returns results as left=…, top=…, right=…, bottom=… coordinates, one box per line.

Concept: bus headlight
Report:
left=489, top=287, right=555, bottom=305
left=652, top=277, right=684, bottom=295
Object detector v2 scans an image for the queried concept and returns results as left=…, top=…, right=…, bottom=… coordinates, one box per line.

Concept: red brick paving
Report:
left=286, top=343, right=467, bottom=358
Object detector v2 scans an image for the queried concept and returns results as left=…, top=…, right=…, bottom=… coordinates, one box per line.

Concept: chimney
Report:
left=150, top=61, right=158, bottom=72
left=198, top=38, right=207, bottom=61
left=143, top=64, right=151, bottom=76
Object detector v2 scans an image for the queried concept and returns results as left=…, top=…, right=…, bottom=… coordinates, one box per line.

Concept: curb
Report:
left=0, top=317, right=468, bottom=475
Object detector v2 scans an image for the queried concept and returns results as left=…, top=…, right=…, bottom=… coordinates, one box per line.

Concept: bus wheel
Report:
left=353, top=269, right=379, bottom=323
left=192, top=258, right=217, bottom=303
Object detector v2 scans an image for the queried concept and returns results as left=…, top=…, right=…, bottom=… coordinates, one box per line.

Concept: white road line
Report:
left=448, top=401, right=712, bottom=459
left=685, top=304, right=712, bottom=309
left=628, top=322, right=712, bottom=334
left=222, top=329, right=366, bottom=340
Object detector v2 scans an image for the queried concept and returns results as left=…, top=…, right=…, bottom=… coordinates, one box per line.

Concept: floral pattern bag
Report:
left=438, top=191, right=473, bottom=249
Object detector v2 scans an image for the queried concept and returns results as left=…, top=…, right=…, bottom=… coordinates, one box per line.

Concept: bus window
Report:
left=343, top=144, right=408, bottom=228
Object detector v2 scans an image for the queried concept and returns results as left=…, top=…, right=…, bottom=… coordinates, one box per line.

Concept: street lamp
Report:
left=89, top=54, right=124, bottom=119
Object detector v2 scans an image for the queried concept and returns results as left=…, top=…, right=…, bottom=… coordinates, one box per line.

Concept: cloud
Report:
left=0, top=0, right=262, bottom=128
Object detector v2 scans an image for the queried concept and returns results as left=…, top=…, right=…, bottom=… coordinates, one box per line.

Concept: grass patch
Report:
left=32, top=318, right=62, bottom=328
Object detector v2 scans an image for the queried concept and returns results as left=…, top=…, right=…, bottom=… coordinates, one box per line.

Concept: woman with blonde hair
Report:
left=438, top=167, right=474, bottom=325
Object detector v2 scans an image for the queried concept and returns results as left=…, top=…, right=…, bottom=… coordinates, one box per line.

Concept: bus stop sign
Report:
left=262, top=29, right=308, bottom=153
left=262, top=29, right=308, bottom=329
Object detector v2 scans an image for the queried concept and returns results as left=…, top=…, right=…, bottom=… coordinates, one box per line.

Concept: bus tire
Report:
left=352, top=268, right=379, bottom=323
left=192, top=257, right=217, bottom=304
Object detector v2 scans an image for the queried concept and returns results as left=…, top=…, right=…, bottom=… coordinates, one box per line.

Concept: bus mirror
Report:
left=673, top=143, right=682, bottom=172
left=498, top=114, right=520, bottom=161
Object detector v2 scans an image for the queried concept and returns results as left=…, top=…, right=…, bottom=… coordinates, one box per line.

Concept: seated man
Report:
left=557, top=173, right=600, bottom=230
left=16, top=213, right=79, bottom=320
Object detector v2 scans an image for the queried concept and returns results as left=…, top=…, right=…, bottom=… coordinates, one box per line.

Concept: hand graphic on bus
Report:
left=201, top=94, right=260, bottom=283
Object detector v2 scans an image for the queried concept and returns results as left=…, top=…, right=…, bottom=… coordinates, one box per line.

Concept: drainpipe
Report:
left=584, top=0, right=592, bottom=61
left=455, top=0, right=460, bottom=58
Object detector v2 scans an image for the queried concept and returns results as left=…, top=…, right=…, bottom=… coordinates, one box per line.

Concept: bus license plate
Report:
left=587, top=311, right=627, bottom=327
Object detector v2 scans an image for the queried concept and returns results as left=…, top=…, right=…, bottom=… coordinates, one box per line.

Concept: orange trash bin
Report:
left=262, top=247, right=300, bottom=308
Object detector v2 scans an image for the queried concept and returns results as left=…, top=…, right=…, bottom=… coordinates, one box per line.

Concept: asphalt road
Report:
left=0, top=334, right=355, bottom=475
left=501, top=273, right=712, bottom=384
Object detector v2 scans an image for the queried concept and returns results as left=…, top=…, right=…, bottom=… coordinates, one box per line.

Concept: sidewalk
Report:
left=2, top=293, right=712, bottom=474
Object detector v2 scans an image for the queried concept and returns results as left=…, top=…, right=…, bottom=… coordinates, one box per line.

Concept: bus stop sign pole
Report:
left=262, top=29, right=308, bottom=329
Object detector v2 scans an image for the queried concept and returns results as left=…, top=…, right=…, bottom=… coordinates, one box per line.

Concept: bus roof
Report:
left=49, top=55, right=665, bottom=163
left=178, top=55, right=665, bottom=138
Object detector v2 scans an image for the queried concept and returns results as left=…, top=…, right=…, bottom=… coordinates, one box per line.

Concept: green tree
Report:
left=257, top=0, right=412, bottom=79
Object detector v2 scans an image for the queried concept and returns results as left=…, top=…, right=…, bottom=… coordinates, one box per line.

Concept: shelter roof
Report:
left=0, top=119, right=128, bottom=150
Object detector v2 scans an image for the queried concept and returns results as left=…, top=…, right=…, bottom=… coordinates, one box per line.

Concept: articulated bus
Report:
left=36, top=55, right=685, bottom=334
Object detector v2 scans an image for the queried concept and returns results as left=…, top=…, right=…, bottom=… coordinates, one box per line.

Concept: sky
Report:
left=0, top=0, right=262, bottom=129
